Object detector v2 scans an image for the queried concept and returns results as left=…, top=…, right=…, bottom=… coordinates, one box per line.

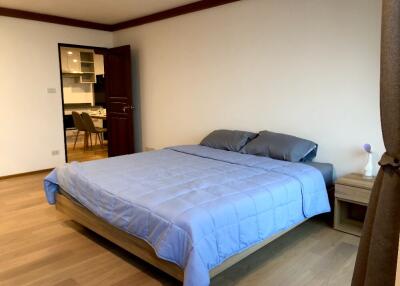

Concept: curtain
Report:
left=351, top=0, right=400, bottom=285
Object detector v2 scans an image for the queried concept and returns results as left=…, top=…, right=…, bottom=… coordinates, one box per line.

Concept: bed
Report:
left=44, top=145, right=331, bottom=286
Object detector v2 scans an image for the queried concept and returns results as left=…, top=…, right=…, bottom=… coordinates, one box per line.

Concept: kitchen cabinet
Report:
left=61, top=47, right=96, bottom=83
left=94, top=54, right=104, bottom=75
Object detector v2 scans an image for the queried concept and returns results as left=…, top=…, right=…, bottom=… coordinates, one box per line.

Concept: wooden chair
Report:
left=81, top=112, right=107, bottom=149
left=71, top=111, right=88, bottom=150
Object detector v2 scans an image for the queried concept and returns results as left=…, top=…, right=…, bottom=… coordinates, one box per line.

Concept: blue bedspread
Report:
left=44, top=145, right=330, bottom=286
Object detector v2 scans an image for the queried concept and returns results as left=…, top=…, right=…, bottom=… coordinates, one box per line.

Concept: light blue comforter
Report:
left=44, top=145, right=330, bottom=286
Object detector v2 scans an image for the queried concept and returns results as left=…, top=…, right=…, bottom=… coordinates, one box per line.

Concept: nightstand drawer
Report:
left=335, top=184, right=370, bottom=205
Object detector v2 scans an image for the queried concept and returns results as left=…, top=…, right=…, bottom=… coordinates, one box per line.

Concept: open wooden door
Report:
left=104, top=45, right=134, bottom=157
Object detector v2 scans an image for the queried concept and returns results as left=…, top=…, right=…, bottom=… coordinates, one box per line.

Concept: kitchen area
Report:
left=60, top=46, right=108, bottom=162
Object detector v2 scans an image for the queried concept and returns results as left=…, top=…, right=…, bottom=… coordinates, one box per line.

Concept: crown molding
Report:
left=110, top=0, right=240, bottom=31
left=0, top=7, right=112, bottom=31
left=0, top=0, right=240, bottom=32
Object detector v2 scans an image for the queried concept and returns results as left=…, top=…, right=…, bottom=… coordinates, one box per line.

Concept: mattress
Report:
left=44, top=145, right=330, bottom=286
left=302, top=162, right=334, bottom=187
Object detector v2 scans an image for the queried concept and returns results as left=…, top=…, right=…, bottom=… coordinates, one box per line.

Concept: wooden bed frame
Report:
left=56, top=191, right=307, bottom=282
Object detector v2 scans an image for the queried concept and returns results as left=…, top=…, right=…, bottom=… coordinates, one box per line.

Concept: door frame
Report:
left=57, top=43, right=108, bottom=163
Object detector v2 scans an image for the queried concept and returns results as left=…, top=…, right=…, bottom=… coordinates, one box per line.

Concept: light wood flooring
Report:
left=0, top=172, right=359, bottom=286
left=66, top=135, right=108, bottom=163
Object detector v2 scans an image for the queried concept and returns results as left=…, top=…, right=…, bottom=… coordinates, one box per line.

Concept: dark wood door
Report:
left=105, top=45, right=134, bottom=157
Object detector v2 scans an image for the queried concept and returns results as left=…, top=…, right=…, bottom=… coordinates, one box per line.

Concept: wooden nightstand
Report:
left=334, top=173, right=375, bottom=236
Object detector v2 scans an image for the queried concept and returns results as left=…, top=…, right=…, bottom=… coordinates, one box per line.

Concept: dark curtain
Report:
left=351, top=0, right=400, bottom=285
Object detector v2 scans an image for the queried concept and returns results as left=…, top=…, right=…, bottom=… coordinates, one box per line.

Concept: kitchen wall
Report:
left=62, top=77, right=94, bottom=105
left=114, top=0, right=384, bottom=177
left=0, top=16, right=112, bottom=176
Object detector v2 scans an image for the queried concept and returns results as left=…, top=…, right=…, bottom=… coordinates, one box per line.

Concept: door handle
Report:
left=122, top=105, right=134, bottom=112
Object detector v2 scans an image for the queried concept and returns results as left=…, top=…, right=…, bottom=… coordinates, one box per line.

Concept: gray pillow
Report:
left=240, top=130, right=318, bottom=162
left=200, top=130, right=257, bottom=152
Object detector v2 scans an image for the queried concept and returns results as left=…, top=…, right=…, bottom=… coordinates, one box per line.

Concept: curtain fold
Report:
left=352, top=1, right=400, bottom=285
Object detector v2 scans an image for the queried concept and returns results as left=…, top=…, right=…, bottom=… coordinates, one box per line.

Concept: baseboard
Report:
left=0, top=168, right=53, bottom=180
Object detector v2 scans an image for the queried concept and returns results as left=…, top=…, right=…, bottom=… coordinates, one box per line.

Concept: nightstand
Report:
left=334, top=173, right=375, bottom=236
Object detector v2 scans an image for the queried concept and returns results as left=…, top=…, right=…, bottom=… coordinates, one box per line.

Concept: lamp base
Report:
left=363, top=153, right=374, bottom=178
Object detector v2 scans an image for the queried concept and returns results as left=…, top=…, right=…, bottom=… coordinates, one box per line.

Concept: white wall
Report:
left=0, top=17, right=113, bottom=176
left=114, top=0, right=384, bottom=177
left=0, top=0, right=384, bottom=177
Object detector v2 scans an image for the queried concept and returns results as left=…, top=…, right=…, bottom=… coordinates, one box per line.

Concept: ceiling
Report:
left=0, top=0, right=199, bottom=24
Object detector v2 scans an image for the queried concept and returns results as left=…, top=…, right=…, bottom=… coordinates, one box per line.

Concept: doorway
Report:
left=58, top=43, right=134, bottom=163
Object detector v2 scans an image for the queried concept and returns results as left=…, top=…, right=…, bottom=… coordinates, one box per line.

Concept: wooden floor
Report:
left=66, top=135, right=108, bottom=162
left=0, top=172, right=360, bottom=286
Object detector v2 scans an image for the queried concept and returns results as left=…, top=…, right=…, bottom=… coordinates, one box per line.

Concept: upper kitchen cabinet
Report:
left=61, top=47, right=81, bottom=73
left=61, top=47, right=96, bottom=83
left=94, top=54, right=104, bottom=75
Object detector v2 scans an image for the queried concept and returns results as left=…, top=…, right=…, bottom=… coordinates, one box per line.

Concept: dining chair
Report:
left=81, top=112, right=107, bottom=149
left=71, top=111, right=88, bottom=150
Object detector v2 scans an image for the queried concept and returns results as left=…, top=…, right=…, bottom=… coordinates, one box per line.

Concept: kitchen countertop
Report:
left=64, top=106, right=105, bottom=116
